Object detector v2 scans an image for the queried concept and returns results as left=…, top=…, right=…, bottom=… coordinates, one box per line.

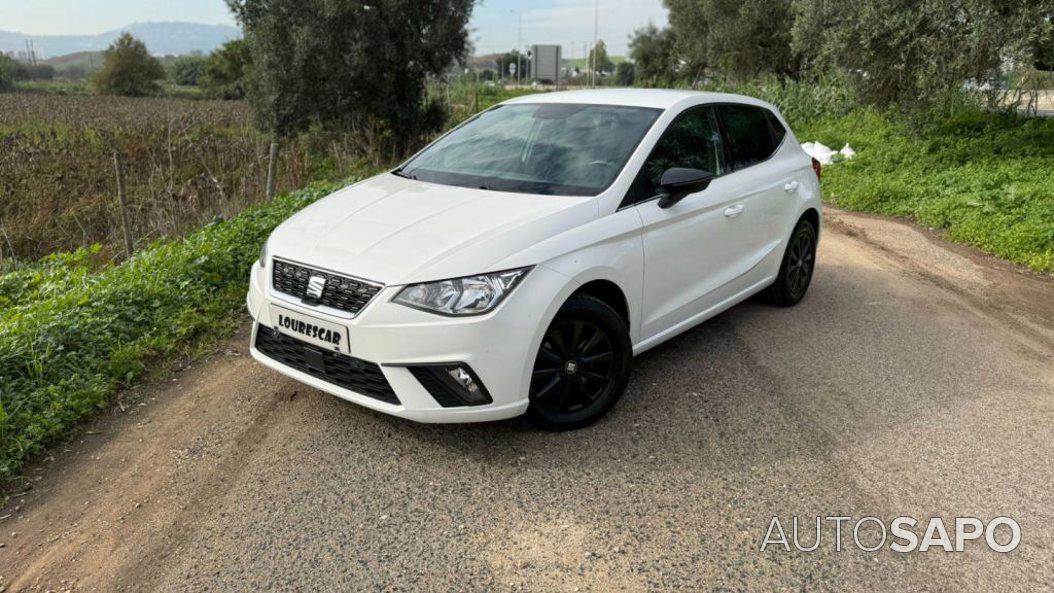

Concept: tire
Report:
left=765, top=217, right=817, bottom=307
left=526, top=295, right=633, bottom=431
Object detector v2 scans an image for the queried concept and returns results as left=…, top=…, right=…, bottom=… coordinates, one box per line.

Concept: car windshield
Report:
left=397, top=103, right=662, bottom=196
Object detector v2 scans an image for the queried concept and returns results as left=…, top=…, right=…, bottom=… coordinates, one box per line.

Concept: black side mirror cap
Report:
left=657, top=167, right=715, bottom=208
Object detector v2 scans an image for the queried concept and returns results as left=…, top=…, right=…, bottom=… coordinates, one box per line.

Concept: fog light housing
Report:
left=407, top=364, right=492, bottom=407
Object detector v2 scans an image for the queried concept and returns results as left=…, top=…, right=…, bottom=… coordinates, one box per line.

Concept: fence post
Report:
left=0, top=221, right=13, bottom=263
left=266, top=140, right=279, bottom=200
left=112, top=151, right=134, bottom=259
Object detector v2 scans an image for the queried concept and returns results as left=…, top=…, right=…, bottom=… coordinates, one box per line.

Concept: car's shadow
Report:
left=336, top=297, right=801, bottom=473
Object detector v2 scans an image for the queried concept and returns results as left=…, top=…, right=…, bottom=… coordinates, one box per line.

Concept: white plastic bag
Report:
left=800, top=141, right=837, bottom=165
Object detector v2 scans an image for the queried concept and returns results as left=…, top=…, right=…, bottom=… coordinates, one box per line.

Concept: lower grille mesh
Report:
left=254, top=325, right=399, bottom=405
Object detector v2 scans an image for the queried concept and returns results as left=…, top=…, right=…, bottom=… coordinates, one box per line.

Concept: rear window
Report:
left=765, top=109, right=787, bottom=145
left=716, top=105, right=782, bottom=170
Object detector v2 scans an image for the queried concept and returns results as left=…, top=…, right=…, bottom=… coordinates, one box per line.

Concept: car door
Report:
left=628, top=105, right=742, bottom=342
left=712, top=104, right=798, bottom=288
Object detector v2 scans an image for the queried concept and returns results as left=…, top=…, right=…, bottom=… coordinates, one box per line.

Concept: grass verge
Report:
left=798, top=109, right=1054, bottom=274
left=0, top=179, right=350, bottom=479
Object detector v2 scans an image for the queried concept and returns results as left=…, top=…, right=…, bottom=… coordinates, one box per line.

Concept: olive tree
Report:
left=628, top=23, right=679, bottom=84
left=791, top=0, right=1054, bottom=109
left=226, top=0, right=474, bottom=154
left=664, top=0, right=798, bottom=80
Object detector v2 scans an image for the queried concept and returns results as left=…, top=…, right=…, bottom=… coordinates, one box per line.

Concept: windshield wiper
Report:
left=392, top=169, right=417, bottom=180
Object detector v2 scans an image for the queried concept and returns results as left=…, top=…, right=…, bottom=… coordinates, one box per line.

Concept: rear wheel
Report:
left=765, top=217, right=817, bottom=306
left=526, top=295, right=632, bottom=430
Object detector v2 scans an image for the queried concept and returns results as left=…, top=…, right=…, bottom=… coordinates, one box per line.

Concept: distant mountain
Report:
left=0, top=22, right=240, bottom=58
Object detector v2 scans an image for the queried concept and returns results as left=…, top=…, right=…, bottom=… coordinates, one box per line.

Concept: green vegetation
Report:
left=640, top=0, right=1051, bottom=112
left=92, top=33, right=166, bottom=96
left=199, top=39, right=252, bottom=100
left=0, top=54, right=15, bottom=92
left=799, top=109, right=1054, bottom=273
left=0, top=179, right=350, bottom=478
left=169, top=54, right=208, bottom=86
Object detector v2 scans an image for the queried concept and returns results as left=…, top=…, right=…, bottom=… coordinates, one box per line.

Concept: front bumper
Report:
left=246, top=261, right=570, bottom=423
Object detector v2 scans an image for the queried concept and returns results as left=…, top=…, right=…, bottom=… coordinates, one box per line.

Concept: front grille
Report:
left=255, top=325, right=399, bottom=405
left=272, top=259, right=382, bottom=315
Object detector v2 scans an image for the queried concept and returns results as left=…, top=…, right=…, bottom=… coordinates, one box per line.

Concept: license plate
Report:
left=269, top=304, right=350, bottom=354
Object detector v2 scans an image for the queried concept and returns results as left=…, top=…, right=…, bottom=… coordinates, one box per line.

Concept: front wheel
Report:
left=765, top=217, right=817, bottom=306
left=526, top=295, right=632, bottom=431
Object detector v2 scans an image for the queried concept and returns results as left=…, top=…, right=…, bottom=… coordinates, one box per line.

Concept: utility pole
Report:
left=590, top=0, right=598, bottom=87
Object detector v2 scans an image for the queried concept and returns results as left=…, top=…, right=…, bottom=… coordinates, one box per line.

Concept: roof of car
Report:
left=500, top=88, right=770, bottom=111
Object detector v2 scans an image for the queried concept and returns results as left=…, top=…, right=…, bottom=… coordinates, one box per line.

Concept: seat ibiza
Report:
left=247, top=89, right=821, bottom=430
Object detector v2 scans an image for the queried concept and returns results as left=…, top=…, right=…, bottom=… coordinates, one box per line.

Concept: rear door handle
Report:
left=723, top=204, right=744, bottom=218
left=784, top=181, right=800, bottom=192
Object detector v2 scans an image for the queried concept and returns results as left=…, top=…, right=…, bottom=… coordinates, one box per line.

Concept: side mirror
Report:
left=656, top=167, right=714, bottom=208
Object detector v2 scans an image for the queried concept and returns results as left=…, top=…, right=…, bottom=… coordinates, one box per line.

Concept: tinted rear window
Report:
left=716, top=105, right=781, bottom=170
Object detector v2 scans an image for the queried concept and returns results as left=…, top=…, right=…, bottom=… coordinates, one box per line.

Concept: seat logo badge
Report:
left=306, top=275, right=326, bottom=300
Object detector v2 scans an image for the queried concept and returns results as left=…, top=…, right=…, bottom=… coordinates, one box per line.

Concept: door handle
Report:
left=723, top=204, right=744, bottom=218
left=784, top=181, right=800, bottom=192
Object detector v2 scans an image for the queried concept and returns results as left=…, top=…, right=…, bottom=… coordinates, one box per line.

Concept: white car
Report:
left=247, top=89, right=821, bottom=430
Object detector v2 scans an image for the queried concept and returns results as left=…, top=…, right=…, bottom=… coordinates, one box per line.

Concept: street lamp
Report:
left=591, top=0, right=598, bottom=88
left=510, top=9, right=523, bottom=85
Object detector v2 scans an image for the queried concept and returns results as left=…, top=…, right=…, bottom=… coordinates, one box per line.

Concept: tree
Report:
left=499, top=50, right=530, bottom=79
left=227, top=0, right=474, bottom=154
left=665, top=0, right=798, bottom=80
left=0, top=54, right=16, bottom=92
left=199, top=39, right=252, bottom=99
left=92, top=33, right=166, bottom=96
left=170, top=54, right=207, bottom=86
left=629, top=23, right=679, bottom=84
left=791, top=0, right=1052, bottom=109
left=1032, top=14, right=1054, bottom=71
left=616, top=61, right=636, bottom=85
left=588, top=40, right=614, bottom=75
left=663, top=0, right=708, bottom=78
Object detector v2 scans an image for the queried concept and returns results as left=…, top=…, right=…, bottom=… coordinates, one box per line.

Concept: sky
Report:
left=0, top=0, right=668, bottom=56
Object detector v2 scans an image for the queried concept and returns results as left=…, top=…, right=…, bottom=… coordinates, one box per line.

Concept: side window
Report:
left=764, top=109, right=787, bottom=145
left=623, top=106, right=724, bottom=206
left=716, top=104, right=780, bottom=170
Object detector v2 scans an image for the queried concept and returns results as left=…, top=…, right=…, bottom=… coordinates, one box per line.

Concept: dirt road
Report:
left=2, top=208, right=1053, bottom=593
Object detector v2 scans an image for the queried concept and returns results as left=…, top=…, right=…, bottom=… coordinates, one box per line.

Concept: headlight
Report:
left=258, top=239, right=268, bottom=268
left=393, top=267, right=531, bottom=316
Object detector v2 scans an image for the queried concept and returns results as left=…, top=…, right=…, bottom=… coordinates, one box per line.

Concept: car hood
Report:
left=267, top=173, right=597, bottom=285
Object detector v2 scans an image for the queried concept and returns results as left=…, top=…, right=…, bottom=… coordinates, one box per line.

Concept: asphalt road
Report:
left=2, top=208, right=1053, bottom=593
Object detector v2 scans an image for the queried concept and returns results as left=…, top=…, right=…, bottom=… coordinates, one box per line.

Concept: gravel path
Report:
left=2, top=208, right=1052, bottom=593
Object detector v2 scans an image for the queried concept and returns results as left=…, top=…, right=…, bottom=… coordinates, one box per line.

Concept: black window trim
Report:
left=619, top=101, right=788, bottom=210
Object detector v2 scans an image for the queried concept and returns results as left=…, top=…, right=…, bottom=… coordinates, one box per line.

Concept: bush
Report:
left=0, top=179, right=351, bottom=478
left=200, top=39, right=252, bottom=99
left=170, top=54, right=207, bottom=86
left=93, top=33, right=166, bottom=97
left=696, top=72, right=857, bottom=127
left=0, top=54, right=15, bottom=92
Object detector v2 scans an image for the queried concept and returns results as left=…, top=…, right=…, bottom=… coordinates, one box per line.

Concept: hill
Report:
left=0, top=21, right=239, bottom=58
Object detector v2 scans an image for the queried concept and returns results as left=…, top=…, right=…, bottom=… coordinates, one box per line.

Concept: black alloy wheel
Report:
left=786, top=227, right=815, bottom=297
left=766, top=217, right=817, bottom=306
left=527, top=295, right=632, bottom=430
